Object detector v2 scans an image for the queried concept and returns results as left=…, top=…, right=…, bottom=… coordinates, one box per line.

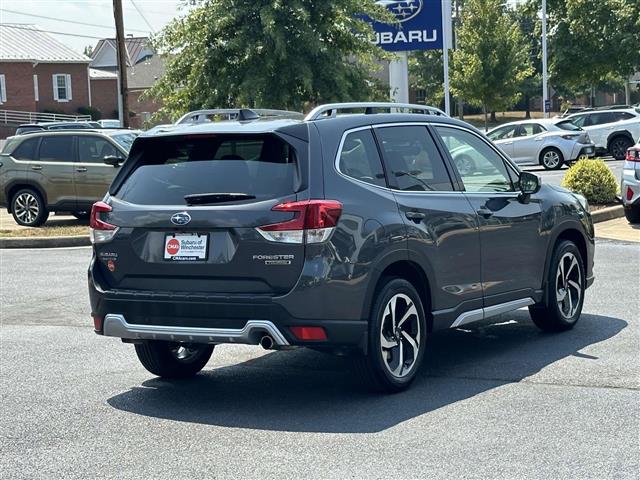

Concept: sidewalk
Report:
left=0, top=210, right=81, bottom=232
left=595, top=217, right=640, bottom=243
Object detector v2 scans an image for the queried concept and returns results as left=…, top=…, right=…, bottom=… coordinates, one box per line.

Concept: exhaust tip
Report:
left=259, top=335, right=275, bottom=350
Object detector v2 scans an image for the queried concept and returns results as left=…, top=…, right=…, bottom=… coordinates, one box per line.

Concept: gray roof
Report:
left=0, top=24, right=90, bottom=63
left=89, top=68, right=117, bottom=80
left=126, top=55, right=166, bottom=89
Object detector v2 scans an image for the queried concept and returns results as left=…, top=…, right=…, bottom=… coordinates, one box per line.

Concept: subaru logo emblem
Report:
left=171, top=212, right=191, bottom=226
left=376, top=0, right=423, bottom=23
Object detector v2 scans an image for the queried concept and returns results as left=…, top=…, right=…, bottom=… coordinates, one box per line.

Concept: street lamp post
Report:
left=542, top=0, right=549, bottom=118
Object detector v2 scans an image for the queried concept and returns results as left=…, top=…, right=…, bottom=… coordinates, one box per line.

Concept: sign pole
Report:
left=542, top=0, right=549, bottom=118
left=442, top=0, right=451, bottom=115
left=389, top=51, right=410, bottom=103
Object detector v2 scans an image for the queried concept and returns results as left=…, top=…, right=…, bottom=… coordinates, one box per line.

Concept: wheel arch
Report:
left=607, top=130, right=634, bottom=147
left=539, top=145, right=563, bottom=165
left=364, top=258, right=434, bottom=333
left=542, top=225, right=589, bottom=301
left=5, top=181, right=48, bottom=213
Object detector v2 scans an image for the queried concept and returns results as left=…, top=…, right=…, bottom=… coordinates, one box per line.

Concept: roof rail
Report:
left=175, top=108, right=304, bottom=125
left=304, top=102, right=447, bottom=121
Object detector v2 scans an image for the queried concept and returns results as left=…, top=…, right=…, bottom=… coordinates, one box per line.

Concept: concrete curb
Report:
left=591, top=205, right=624, bottom=224
left=0, top=205, right=626, bottom=249
left=0, top=235, right=90, bottom=249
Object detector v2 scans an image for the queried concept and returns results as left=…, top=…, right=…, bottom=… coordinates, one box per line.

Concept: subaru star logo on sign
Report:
left=369, top=0, right=442, bottom=51
left=171, top=212, right=191, bottom=226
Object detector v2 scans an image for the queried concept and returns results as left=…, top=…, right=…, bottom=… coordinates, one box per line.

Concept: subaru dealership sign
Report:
left=369, top=0, right=443, bottom=51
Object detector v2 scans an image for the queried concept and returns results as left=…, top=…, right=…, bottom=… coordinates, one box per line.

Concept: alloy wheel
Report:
left=555, top=252, right=582, bottom=319
left=170, top=344, right=202, bottom=361
left=14, top=192, right=39, bottom=225
left=379, top=293, right=421, bottom=378
left=543, top=150, right=560, bottom=169
left=611, top=139, right=630, bottom=160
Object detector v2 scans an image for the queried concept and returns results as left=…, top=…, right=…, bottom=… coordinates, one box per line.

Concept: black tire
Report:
left=72, top=211, right=90, bottom=220
left=609, top=136, right=633, bottom=161
left=624, top=205, right=640, bottom=224
left=540, top=147, right=564, bottom=170
left=11, top=188, right=49, bottom=227
left=134, top=341, right=214, bottom=378
left=356, top=278, right=427, bottom=393
left=529, top=240, right=586, bottom=332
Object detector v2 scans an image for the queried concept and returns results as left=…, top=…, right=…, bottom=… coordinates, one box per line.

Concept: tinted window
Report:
left=556, top=121, right=582, bottom=131
left=589, top=112, right=616, bottom=125
left=338, top=129, right=386, bottom=187
left=570, top=115, right=588, bottom=128
left=38, top=136, right=74, bottom=162
left=487, top=125, right=517, bottom=141
left=12, top=138, right=39, bottom=160
left=520, top=123, right=545, bottom=136
left=15, top=126, right=43, bottom=135
left=436, top=126, right=514, bottom=193
left=614, top=112, right=635, bottom=121
left=116, top=134, right=298, bottom=205
left=78, top=136, right=119, bottom=163
left=111, top=133, right=137, bottom=152
left=376, top=126, right=453, bottom=192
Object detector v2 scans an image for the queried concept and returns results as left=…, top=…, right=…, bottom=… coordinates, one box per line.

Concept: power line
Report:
left=0, top=8, right=150, bottom=33
left=129, top=0, right=156, bottom=34
left=1, top=23, right=113, bottom=40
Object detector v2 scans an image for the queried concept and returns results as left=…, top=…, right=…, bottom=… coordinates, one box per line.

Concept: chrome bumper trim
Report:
left=102, top=314, right=290, bottom=346
left=450, top=297, right=535, bottom=328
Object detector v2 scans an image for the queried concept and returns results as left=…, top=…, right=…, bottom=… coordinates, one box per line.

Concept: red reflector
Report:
left=259, top=200, right=342, bottom=231
left=90, top=201, right=116, bottom=230
left=627, top=187, right=635, bottom=201
left=92, top=315, right=104, bottom=332
left=290, top=326, right=327, bottom=341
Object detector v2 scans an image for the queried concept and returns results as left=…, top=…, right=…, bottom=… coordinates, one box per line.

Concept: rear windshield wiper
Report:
left=184, top=192, right=256, bottom=205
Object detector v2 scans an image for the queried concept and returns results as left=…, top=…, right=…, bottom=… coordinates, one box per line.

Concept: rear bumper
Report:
left=571, top=143, right=596, bottom=160
left=89, top=265, right=367, bottom=349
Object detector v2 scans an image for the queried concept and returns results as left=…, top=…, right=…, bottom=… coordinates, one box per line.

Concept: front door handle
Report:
left=31, top=165, right=42, bottom=171
left=477, top=207, right=494, bottom=218
left=405, top=211, right=426, bottom=223
left=76, top=167, right=88, bottom=173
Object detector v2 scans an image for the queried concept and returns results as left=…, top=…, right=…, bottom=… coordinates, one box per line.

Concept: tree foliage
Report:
left=409, top=50, right=444, bottom=108
left=450, top=0, right=533, bottom=127
left=148, top=0, right=390, bottom=118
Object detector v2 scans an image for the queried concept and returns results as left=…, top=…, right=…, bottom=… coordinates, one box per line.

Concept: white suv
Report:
left=567, top=108, right=640, bottom=160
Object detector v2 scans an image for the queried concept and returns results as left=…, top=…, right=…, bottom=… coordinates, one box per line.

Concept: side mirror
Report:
left=519, top=171, right=540, bottom=196
left=103, top=155, right=123, bottom=167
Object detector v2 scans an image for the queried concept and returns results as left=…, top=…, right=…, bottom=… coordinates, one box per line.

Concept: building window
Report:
left=0, top=74, right=6, bottom=103
left=52, top=74, right=72, bottom=102
left=415, top=89, right=427, bottom=105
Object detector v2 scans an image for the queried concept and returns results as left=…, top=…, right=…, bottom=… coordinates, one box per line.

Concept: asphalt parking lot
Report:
left=0, top=238, right=638, bottom=479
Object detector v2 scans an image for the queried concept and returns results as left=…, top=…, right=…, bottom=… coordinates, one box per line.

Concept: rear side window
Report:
left=614, top=112, right=635, bottom=121
left=376, top=126, right=453, bottom=192
left=487, top=125, right=517, bottom=141
left=338, top=129, right=386, bottom=187
left=38, top=136, right=74, bottom=162
left=11, top=138, right=39, bottom=160
left=520, top=124, right=545, bottom=136
left=116, top=134, right=299, bottom=205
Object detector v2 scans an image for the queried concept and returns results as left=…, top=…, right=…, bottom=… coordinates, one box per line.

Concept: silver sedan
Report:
left=487, top=119, right=596, bottom=170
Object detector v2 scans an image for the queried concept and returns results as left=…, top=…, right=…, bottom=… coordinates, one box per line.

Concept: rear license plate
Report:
left=164, top=233, right=208, bottom=261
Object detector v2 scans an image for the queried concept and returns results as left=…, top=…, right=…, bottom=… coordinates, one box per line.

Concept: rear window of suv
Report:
left=115, top=134, right=299, bottom=205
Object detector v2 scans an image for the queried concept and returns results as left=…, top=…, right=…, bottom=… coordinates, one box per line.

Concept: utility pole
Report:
left=113, top=0, right=129, bottom=128
left=541, top=0, right=549, bottom=118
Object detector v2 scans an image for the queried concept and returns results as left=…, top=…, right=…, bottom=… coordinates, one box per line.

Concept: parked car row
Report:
left=622, top=141, right=640, bottom=223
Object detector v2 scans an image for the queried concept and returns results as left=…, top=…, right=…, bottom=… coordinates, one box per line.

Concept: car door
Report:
left=487, top=125, right=517, bottom=158
left=75, top=135, right=123, bottom=209
left=373, top=124, right=483, bottom=329
left=581, top=113, right=616, bottom=149
left=433, top=125, right=545, bottom=306
left=30, top=135, right=76, bottom=211
left=510, top=123, right=546, bottom=164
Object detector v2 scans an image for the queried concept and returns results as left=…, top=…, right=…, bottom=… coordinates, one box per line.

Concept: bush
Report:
left=77, top=106, right=102, bottom=120
left=561, top=158, right=618, bottom=204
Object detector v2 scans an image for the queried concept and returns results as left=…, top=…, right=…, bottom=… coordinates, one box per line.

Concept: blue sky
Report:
left=0, top=0, right=191, bottom=53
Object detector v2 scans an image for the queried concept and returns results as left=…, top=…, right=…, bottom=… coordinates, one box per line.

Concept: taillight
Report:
left=256, top=200, right=342, bottom=244
left=561, top=134, right=579, bottom=140
left=89, top=201, right=118, bottom=244
left=625, top=147, right=640, bottom=162
left=290, top=326, right=327, bottom=341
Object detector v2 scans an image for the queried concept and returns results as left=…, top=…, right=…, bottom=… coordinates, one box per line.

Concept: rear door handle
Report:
left=76, top=167, right=88, bottom=173
left=477, top=207, right=494, bottom=218
left=405, top=211, right=426, bottom=223
left=31, top=165, right=42, bottom=171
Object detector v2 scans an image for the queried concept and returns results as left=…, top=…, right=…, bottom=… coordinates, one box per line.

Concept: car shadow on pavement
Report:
left=107, top=311, right=626, bottom=433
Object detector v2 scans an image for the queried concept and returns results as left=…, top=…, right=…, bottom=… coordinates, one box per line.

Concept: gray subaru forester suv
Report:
left=88, top=103, right=595, bottom=392
left=0, top=129, right=137, bottom=226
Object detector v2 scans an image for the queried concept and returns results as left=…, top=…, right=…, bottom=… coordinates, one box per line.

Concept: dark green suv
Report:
left=0, top=129, right=137, bottom=226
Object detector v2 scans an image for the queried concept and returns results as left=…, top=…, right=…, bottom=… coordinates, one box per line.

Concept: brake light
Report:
left=89, top=201, right=119, bottom=244
left=627, top=187, right=634, bottom=201
left=625, top=147, right=640, bottom=162
left=256, top=200, right=342, bottom=244
left=290, top=326, right=327, bottom=341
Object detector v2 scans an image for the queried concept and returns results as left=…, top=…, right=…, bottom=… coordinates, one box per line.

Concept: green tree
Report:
left=549, top=0, right=640, bottom=106
left=409, top=50, right=443, bottom=109
left=147, top=0, right=390, bottom=118
left=450, top=0, right=533, bottom=130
